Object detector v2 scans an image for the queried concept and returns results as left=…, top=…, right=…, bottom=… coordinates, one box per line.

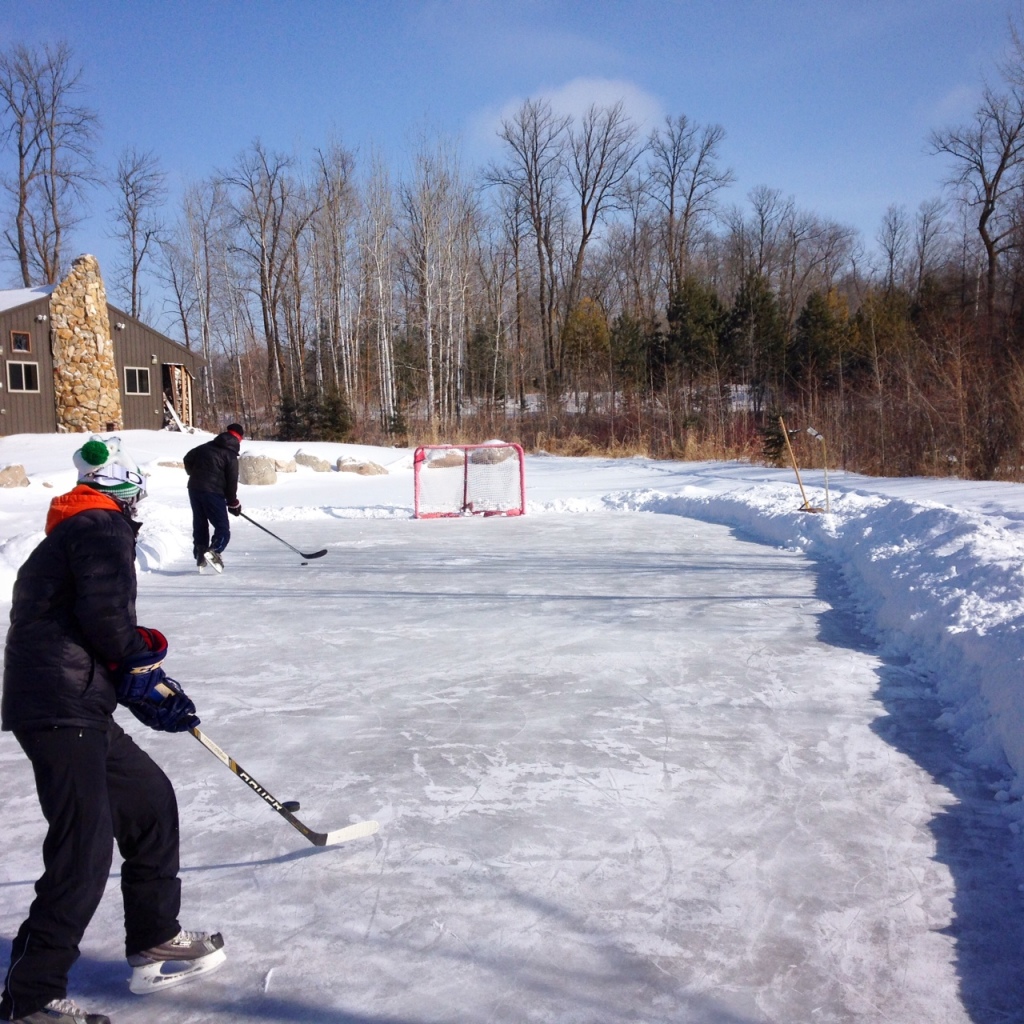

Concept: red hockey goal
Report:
left=413, top=443, right=526, bottom=518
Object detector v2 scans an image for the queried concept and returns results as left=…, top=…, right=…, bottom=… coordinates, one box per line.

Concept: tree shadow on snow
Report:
left=811, top=558, right=1024, bottom=1024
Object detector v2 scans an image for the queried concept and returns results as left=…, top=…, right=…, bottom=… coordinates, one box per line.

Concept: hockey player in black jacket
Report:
left=0, top=437, right=224, bottom=1024
left=183, top=423, right=243, bottom=572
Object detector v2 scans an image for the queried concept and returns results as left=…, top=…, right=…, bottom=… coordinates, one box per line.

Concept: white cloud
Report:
left=537, top=77, right=664, bottom=130
left=466, top=77, right=664, bottom=167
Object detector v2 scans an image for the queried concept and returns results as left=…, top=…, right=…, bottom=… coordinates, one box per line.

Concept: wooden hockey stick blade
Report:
left=189, top=726, right=377, bottom=848
left=301, top=548, right=328, bottom=559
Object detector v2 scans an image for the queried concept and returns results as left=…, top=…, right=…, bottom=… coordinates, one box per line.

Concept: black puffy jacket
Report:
left=1, top=487, right=147, bottom=733
left=183, top=432, right=240, bottom=501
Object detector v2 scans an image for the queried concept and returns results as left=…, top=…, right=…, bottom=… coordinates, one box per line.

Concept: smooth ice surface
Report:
left=1, top=431, right=1023, bottom=1023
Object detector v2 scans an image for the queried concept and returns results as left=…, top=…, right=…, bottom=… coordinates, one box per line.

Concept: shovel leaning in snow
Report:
left=779, top=415, right=826, bottom=514
left=239, top=511, right=327, bottom=560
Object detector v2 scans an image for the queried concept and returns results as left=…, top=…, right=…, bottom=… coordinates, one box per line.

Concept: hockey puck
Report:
left=282, top=800, right=301, bottom=812
left=301, top=561, right=308, bottom=566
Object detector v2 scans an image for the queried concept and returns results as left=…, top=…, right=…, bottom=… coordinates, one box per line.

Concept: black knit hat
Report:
left=226, top=423, right=244, bottom=438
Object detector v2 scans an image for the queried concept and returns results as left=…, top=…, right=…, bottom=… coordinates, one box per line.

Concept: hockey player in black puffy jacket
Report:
left=0, top=436, right=223, bottom=1024
left=183, top=423, right=243, bottom=572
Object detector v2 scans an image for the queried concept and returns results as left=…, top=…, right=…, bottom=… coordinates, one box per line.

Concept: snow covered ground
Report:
left=0, top=430, right=1022, bottom=1022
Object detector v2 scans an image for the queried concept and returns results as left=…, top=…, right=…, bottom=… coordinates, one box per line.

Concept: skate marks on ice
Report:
left=6, top=514, right=1016, bottom=1021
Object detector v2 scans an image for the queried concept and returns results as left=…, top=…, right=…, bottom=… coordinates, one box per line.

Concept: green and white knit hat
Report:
left=73, top=435, right=146, bottom=499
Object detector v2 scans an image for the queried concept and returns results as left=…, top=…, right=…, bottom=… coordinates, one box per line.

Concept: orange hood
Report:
left=45, top=485, right=124, bottom=534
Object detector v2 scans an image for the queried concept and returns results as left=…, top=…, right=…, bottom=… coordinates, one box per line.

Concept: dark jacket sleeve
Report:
left=224, top=453, right=239, bottom=503
left=1, top=509, right=143, bottom=732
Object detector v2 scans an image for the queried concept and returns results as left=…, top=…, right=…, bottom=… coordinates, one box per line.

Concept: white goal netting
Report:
left=413, top=443, right=526, bottom=518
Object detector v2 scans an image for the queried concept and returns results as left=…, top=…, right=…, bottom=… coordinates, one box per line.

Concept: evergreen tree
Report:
left=610, top=312, right=652, bottom=392
left=759, top=416, right=788, bottom=467
left=276, top=388, right=353, bottom=442
left=725, top=273, right=786, bottom=412
left=791, top=290, right=848, bottom=389
left=666, top=276, right=727, bottom=381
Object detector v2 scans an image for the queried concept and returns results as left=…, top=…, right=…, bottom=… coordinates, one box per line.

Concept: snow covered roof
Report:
left=0, top=285, right=55, bottom=313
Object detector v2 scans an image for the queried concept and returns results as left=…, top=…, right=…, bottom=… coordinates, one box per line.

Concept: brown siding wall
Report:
left=110, top=307, right=198, bottom=430
left=0, top=298, right=57, bottom=435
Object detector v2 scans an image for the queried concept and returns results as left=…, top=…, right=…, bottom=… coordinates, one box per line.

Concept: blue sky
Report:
left=0, top=0, right=1017, bottom=291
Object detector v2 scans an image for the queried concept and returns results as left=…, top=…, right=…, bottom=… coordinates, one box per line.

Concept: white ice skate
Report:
left=11, top=996, right=110, bottom=1024
left=128, top=929, right=226, bottom=994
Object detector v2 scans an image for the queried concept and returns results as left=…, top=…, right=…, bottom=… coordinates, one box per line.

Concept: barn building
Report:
left=0, top=253, right=197, bottom=435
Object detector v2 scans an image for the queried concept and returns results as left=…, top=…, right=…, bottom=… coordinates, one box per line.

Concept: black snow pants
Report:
left=189, top=489, right=231, bottom=561
left=0, top=721, right=181, bottom=1020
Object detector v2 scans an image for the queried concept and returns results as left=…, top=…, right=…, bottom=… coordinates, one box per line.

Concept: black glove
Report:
left=117, top=626, right=168, bottom=703
left=126, top=675, right=199, bottom=733
left=227, top=499, right=242, bottom=516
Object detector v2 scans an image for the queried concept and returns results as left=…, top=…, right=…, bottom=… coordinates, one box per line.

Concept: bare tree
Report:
left=931, top=85, right=1024, bottom=318
left=778, top=212, right=856, bottom=330
left=913, top=197, right=949, bottom=294
left=722, top=186, right=795, bottom=293
left=564, top=102, right=643, bottom=320
left=490, top=99, right=570, bottom=391
left=159, top=179, right=230, bottom=414
left=361, top=154, right=398, bottom=430
left=222, top=140, right=318, bottom=401
left=110, top=147, right=166, bottom=318
left=876, top=204, right=910, bottom=294
left=399, top=133, right=479, bottom=431
left=310, top=141, right=358, bottom=399
left=0, top=41, right=98, bottom=284
left=647, top=114, right=733, bottom=294
left=599, top=171, right=663, bottom=322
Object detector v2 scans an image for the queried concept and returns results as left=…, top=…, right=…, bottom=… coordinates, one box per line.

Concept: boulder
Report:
left=337, top=457, right=388, bottom=476
left=0, top=464, right=30, bottom=487
left=239, top=454, right=277, bottom=485
left=426, top=451, right=464, bottom=468
left=469, top=446, right=515, bottom=464
left=295, top=450, right=333, bottom=473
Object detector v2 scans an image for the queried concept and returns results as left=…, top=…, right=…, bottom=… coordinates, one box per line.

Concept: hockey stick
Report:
left=189, top=725, right=378, bottom=847
left=239, top=512, right=327, bottom=559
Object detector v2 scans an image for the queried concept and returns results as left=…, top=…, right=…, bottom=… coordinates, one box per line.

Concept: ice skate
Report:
left=205, top=550, right=224, bottom=573
left=11, top=996, right=110, bottom=1023
left=196, top=554, right=207, bottom=572
left=127, top=928, right=225, bottom=994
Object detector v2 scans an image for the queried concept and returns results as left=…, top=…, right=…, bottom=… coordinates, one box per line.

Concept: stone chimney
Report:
left=48, top=254, right=123, bottom=433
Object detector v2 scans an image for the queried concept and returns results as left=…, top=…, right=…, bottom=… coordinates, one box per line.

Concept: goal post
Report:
left=413, top=443, right=526, bottom=519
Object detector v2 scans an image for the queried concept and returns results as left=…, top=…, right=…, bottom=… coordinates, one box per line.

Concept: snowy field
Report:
left=0, top=430, right=1023, bottom=1023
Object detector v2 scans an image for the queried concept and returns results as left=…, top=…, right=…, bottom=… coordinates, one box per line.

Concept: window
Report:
left=124, top=366, right=150, bottom=395
left=11, top=331, right=30, bottom=353
left=8, top=362, right=39, bottom=392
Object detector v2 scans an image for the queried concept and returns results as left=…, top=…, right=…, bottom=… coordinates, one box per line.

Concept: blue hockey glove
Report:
left=116, top=626, right=169, bottom=704
left=126, top=675, right=199, bottom=733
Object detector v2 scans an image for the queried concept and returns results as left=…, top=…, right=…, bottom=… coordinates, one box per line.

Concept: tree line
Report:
left=5, top=32, right=1024, bottom=479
